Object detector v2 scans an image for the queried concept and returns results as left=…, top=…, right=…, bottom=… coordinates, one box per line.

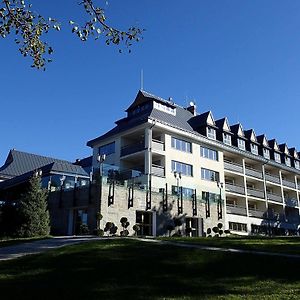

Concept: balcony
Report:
left=226, top=204, right=247, bottom=216
left=224, top=160, right=243, bottom=173
left=152, top=139, right=165, bottom=152
left=121, top=142, right=145, bottom=157
left=245, top=167, right=263, bottom=179
left=225, top=183, right=245, bottom=195
left=284, top=198, right=298, bottom=207
left=247, top=187, right=265, bottom=199
left=267, top=192, right=282, bottom=203
left=286, top=215, right=300, bottom=223
left=265, top=173, right=280, bottom=184
left=152, top=164, right=165, bottom=177
left=248, top=208, right=266, bottom=218
left=282, top=179, right=296, bottom=189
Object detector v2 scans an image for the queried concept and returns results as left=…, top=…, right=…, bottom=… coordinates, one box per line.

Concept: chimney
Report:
left=186, top=101, right=197, bottom=116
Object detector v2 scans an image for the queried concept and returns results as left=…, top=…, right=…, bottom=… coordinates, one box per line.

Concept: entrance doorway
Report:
left=185, top=217, right=202, bottom=237
left=136, top=211, right=153, bottom=236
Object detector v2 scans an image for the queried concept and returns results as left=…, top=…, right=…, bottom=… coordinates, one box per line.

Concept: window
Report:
left=99, top=142, right=115, bottom=156
left=154, top=101, right=176, bottom=116
left=172, top=186, right=194, bottom=198
left=295, top=160, right=300, bottom=170
left=201, top=168, right=219, bottom=182
left=200, top=146, right=218, bottom=161
left=285, top=157, right=291, bottom=167
left=229, top=222, right=247, bottom=232
left=207, top=127, right=216, bottom=140
left=274, top=152, right=281, bottom=163
left=263, top=148, right=270, bottom=159
left=250, top=143, right=258, bottom=155
left=171, top=137, right=192, bottom=153
left=171, top=160, right=193, bottom=176
left=238, top=139, right=245, bottom=150
left=223, top=133, right=232, bottom=145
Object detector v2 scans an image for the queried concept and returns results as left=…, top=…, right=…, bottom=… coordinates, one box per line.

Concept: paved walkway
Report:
left=0, top=236, right=102, bottom=261
left=1, top=236, right=300, bottom=261
left=136, top=238, right=300, bottom=259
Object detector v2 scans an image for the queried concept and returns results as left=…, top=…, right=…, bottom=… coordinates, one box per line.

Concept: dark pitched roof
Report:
left=87, top=90, right=196, bottom=147
left=0, top=161, right=89, bottom=190
left=289, top=148, right=299, bottom=159
left=256, top=134, right=270, bottom=149
left=215, top=117, right=232, bottom=133
left=230, top=123, right=246, bottom=139
left=279, top=143, right=291, bottom=156
left=269, top=139, right=281, bottom=152
left=244, top=129, right=258, bottom=144
left=126, top=90, right=175, bottom=112
left=188, top=111, right=217, bottom=129
left=0, top=149, right=69, bottom=178
left=74, top=156, right=93, bottom=168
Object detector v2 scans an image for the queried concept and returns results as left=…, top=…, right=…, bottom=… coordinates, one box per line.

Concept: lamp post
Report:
left=96, top=154, right=106, bottom=229
left=59, top=175, right=66, bottom=208
left=174, top=171, right=182, bottom=214
left=217, top=181, right=224, bottom=220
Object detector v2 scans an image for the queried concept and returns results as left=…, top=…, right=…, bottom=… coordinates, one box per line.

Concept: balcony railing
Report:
left=247, top=187, right=265, bottom=199
left=224, top=160, right=243, bottom=173
left=265, top=173, right=280, bottom=184
left=152, top=164, right=165, bottom=177
left=226, top=204, right=247, bottom=216
left=284, top=198, right=298, bottom=207
left=245, top=167, right=263, bottom=179
left=248, top=208, right=266, bottom=218
left=225, top=183, right=245, bottom=195
left=121, top=142, right=145, bottom=157
left=282, top=179, right=296, bottom=189
left=267, top=192, right=282, bottom=203
left=152, top=139, right=165, bottom=152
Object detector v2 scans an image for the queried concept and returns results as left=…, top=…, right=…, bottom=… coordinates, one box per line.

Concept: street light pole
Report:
left=174, top=171, right=182, bottom=215
left=96, top=154, right=106, bottom=229
left=217, top=181, right=224, bottom=220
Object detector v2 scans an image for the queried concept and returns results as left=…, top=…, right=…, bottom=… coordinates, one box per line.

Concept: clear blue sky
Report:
left=1, top=0, right=300, bottom=164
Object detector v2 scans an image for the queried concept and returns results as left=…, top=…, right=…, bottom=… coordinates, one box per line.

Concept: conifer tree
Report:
left=18, top=173, right=50, bottom=237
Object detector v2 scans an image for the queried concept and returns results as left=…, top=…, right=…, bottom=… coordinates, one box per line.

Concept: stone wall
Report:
left=48, top=180, right=225, bottom=236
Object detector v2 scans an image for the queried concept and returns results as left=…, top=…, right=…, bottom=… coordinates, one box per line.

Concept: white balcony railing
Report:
left=224, top=160, right=243, bottom=173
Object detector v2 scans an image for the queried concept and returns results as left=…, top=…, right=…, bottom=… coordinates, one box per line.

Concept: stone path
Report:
left=0, top=236, right=102, bottom=261
left=136, top=238, right=300, bottom=259
left=1, top=236, right=300, bottom=261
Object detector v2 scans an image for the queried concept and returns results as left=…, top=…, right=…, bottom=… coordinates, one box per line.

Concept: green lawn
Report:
left=160, top=236, right=300, bottom=255
left=1, top=238, right=300, bottom=299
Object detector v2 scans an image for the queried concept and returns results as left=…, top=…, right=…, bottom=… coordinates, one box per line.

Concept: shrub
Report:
left=93, top=228, right=104, bottom=237
left=79, top=224, right=89, bottom=235
left=212, top=227, right=219, bottom=234
left=219, top=230, right=224, bottom=236
left=207, top=228, right=211, bottom=235
left=217, top=223, right=223, bottom=229
left=224, top=229, right=231, bottom=235
left=133, top=224, right=140, bottom=236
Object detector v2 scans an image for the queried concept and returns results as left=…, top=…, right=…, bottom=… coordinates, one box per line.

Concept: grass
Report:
left=159, top=236, right=300, bottom=255
left=1, top=238, right=300, bottom=299
left=0, top=236, right=51, bottom=248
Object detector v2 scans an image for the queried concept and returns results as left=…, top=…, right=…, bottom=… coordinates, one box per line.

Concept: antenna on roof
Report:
left=140, top=69, right=144, bottom=91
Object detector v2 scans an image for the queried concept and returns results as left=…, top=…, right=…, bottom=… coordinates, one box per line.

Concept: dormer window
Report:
left=285, top=156, right=291, bottom=167
left=263, top=148, right=270, bottom=159
left=238, top=139, right=245, bottom=150
left=207, top=127, right=216, bottom=140
left=274, top=152, right=281, bottom=163
left=223, top=133, right=232, bottom=145
left=295, top=160, right=300, bottom=170
left=250, top=143, right=258, bottom=155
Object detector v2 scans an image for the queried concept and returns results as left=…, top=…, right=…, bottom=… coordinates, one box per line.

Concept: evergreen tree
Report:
left=18, top=174, right=50, bottom=237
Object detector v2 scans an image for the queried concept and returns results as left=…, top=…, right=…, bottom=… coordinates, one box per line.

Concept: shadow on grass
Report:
left=0, top=239, right=300, bottom=299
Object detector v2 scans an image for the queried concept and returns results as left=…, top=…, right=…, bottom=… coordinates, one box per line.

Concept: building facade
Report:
left=87, top=90, right=300, bottom=236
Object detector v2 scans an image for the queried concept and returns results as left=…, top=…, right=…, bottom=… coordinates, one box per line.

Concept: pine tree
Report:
left=18, top=174, right=50, bottom=237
